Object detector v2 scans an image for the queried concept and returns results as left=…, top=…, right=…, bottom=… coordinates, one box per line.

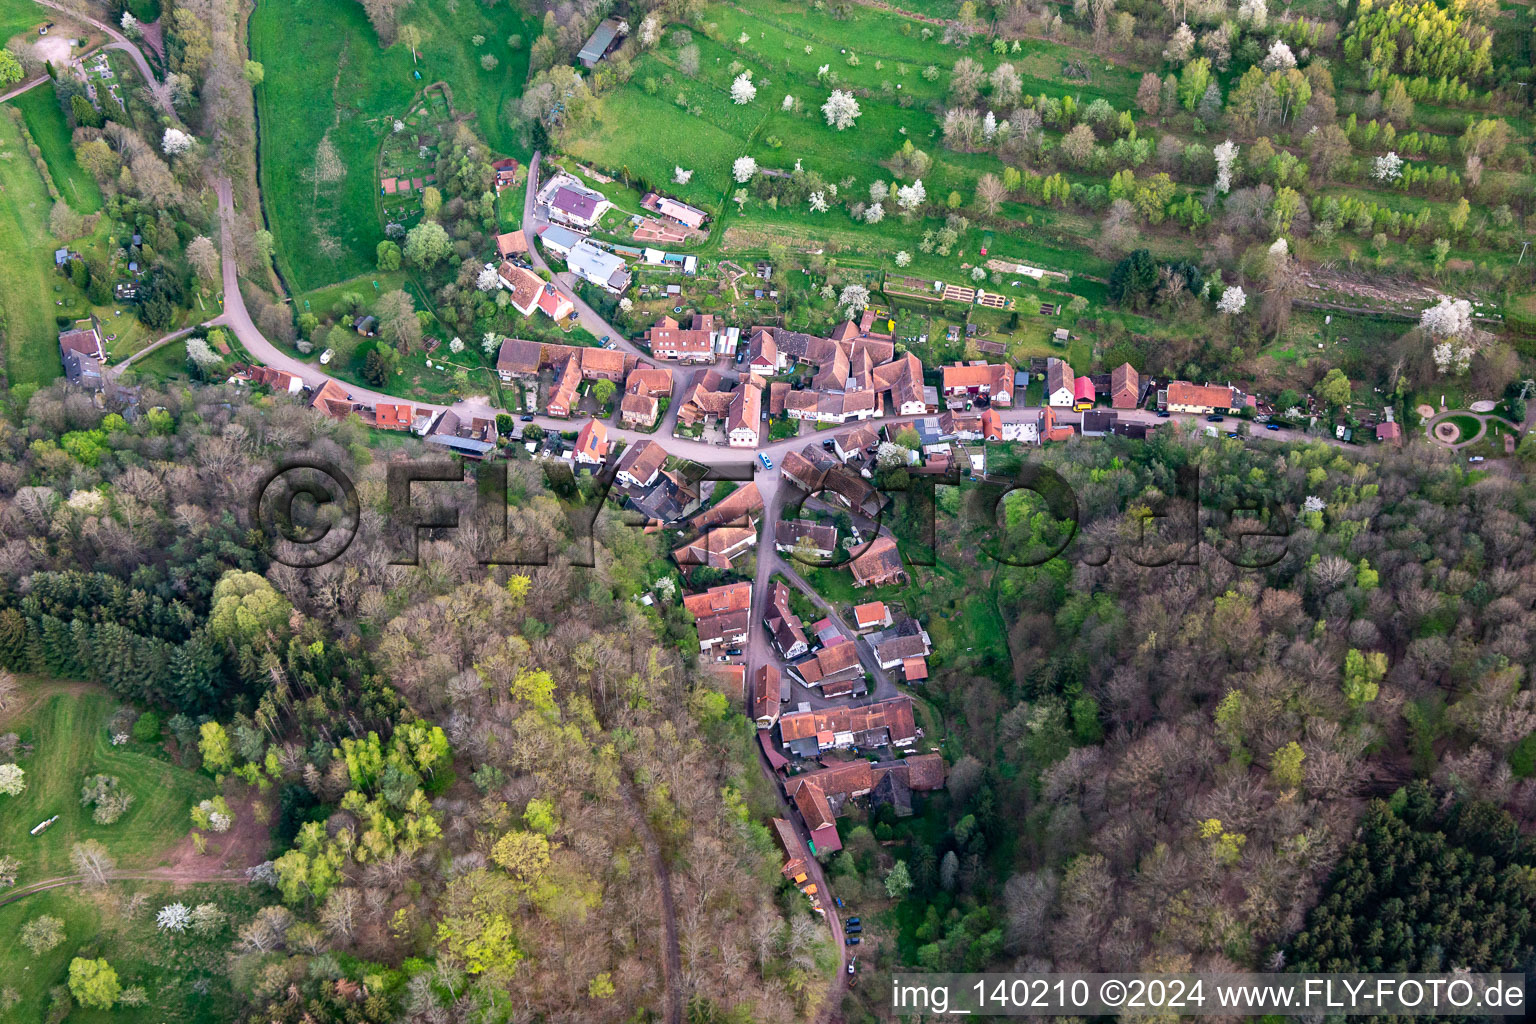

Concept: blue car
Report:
left=1266, top=423, right=1282, bottom=431
left=759, top=453, right=773, bottom=470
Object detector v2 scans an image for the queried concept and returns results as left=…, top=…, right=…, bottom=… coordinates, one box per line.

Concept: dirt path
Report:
left=620, top=781, right=683, bottom=1024
left=0, top=867, right=247, bottom=910
left=0, top=677, right=102, bottom=729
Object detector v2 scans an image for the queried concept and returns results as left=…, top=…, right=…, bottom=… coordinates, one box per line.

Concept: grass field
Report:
left=251, top=0, right=536, bottom=293
left=0, top=105, right=70, bottom=388
left=0, top=683, right=213, bottom=884
left=0, top=0, right=43, bottom=40
left=0, top=881, right=261, bottom=1022
left=13, top=86, right=103, bottom=213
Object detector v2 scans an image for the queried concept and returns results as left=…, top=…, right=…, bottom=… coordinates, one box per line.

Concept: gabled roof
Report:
left=574, top=419, right=609, bottom=461
left=374, top=403, right=414, bottom=428
left=1111, top=362, right=1139, bottom=398
left=853, top=602, right=887, bottom=628
left=682, top=581, right=753, bottom=617
left=943, top=361, right=1012, bottom=393
left=673, top=527, right=756, bottom=568
left=581, top=346, right=626, bottom=378
left=794, top=641, right=861, bottom=684
left=775, top=519, right=837, bottom=553
left=691, top=481, right=763, bottom=531
left=616, top=439, right=666, bottom=483
left=1166, top=381, right=1236, bottom=409
left=1074, top=375, right=1096, bottom=403
left=726, top=382, right=761, bottom=433
left=498, top=262, right=544, bottom=312
left=753, top=663, right=780, bottom=722
left=849, top=535, right=905, bottom=587
left=551, top=184, right=605, bottom=221
left=625, top=366, right=673, bottom=396
left=309, top=379, right=352, bottom=420
left=497, top=337, right=543, bottom=375
left=1045, top=357, right=1073, bottom=395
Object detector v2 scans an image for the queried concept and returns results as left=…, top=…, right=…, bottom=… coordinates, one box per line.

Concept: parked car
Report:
left=834, top=897, right=845, bottom=908
left=845, top=936, right=860, bottom=946
left=1206, top=414, right=1225, bottom=422
left=846, top=924, right=862, bottom=934
left=822, top=439, right=836, bottom=450
left=1266, top=423, right=1282, bottom=431
left=600, top=335, right=611, bottom=345
left=1156, top=410, right=1171, bottom=418
left=1226, top=432, right=1239, bottom=438
left=847, top=957, right=856, bottom=975
left=520, top=415, right=534, bottom=422
left=715, top=655, right=731, bottom=662
left=1468, top=456, right=1485, bottom=463
left=759, top=453, right=773, bottom=470
left=846, top=917, right=859, bottom=926
left=725, top=648, right=743, bottom=657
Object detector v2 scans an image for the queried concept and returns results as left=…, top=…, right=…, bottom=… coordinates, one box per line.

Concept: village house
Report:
left=494, top=231, right=527, bottom=258
left=746, top=328, right=782, bottom=377
left=618, top=365, right=672, bottom=428
left=870, top=352, right=927, bottom=415
left=941, top=361, right=1014, bottom=407
left=537, top=224, right=582, bottom=258
left=627, top=469, right=699, bottom=524
left=1040, top=405, right=1076, bottom=442
left=615, top=439, right=666, bottom=488
left=779, top=450, right=885, bottom=519
left=644, top=192, right=709, bottom=230
left=490, top=158, right=519, bottom=194
left=788, top=640, right=864, bottom=691
left=567, top=240, right=632, bottom=294
left=372, top=402, right=415, bottom=430
left=546, top=354, right=582, bottom=418
left=866, top=618, right=932, bottom=679
left=1163, top=381, right=1237, bottom=415
left=781, top=388, right=879, bottom=424
left=580, top=346, right=628, bottom=382
left=726, top=382, right=762, bottom=447
left=849, top=535, right=908, bottom=588
left=684, top=582, right=752, bottom=651
left=495, top=337, right=543, bottom=381
left=832, top=423, right=879, bottom=462
left=1111, top=363, right=1140, bottom=409
left=776, top=696, right=918, bottom=757
left=59, top=322, right=107, bottom=388
left=573, top=419, right=609, bottom=465
left=764, top=580, right=810, bottom=660
left=425, top=411, right=498, bottom=458
left=691, top=481, right=764, bottom=532
left=853, top=602, right=892, bottom=632
left=675, top=368, right=735, bottom=428
left=309, top=379, right=353, bottom=421
left=496, top=262, right=545, bottom=316
left=245, top=364, right=304, bottom=395
left=784, top=754, right=945, bottom=845
left=753, top=665, right=781, bottom=729
left=774, top=520, right=838, bottom=559
left=646, top=313, right=718, bottom=362
left=545, top=178, right=611, bottom=228
left=1045, top=357, right=1076, bottom=408
left=672, top=527, right=756, bottom=570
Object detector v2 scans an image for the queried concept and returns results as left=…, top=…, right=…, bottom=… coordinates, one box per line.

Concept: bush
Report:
left=131, top=710, right=162, bottom=742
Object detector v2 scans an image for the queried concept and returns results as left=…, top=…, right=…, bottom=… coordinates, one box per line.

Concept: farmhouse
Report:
left=753, top=664, right=781, bottom=728
left=789, top=640, right=863, bottom=690
left=545, top=355, right=582, bottom=418
left=685, top=582, right=752, bottom=651
left=372, top=402, right=415, bottom=430
left=691, top=481, right=763, bottom=532
left=726, top=382, right=762, bottom=447
left=774, top=520, right=837, bottom=559
left=832, top=424, right=879, bottom=462
left=646, top=314, right=719, bottom=362
left=746, top=328, right=782, bottom=376
left=675, top=369, right=735, bottom=427
left=849, top=535, right=908, bottom=588
left=245, top=365, right=304, bottom=395
left=309, top=379, right=354, bottom=421
left=580, top=346, right=627, bottom=382
left=867, top=618, right=932, bottom=672
left=536, top=284, right=575, bottom=321
left=1045, top=357, right=1076, bottom=408
left=941, top=362, right=1013, bottom=406
left=777, top=696, right=918, bottom=757
left=496, top=262, right=546, bottom=316
left=870, top=353, right=927, bottom=414
left=781, top=388, right=878, bottom=424
left=1164, top=381, right=1237, bottom=415
left=567, top=240, right=632, bottom=294
left=496, top=337, right=543, bottom=380
left=764, top=580, right=810, bottom=660
left=615, top=439, right=667, bottom=488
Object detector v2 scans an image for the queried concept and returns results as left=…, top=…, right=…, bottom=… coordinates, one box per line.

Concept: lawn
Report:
left=0, top=683, right=214, bottom=885
left=13, top=86, right=103, bottom=213
left=0, top=0, right=44, bottom=40
left=250, top=0, right=536, bottom=293
left=0, top=104, right=71, bottom=388
left=0, top=881, right=264, bottom=1023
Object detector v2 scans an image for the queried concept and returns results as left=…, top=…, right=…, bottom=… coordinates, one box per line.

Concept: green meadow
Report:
left=14, top=86, right=102, bottom=213
left=251, top=0, right=536, bottom=292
